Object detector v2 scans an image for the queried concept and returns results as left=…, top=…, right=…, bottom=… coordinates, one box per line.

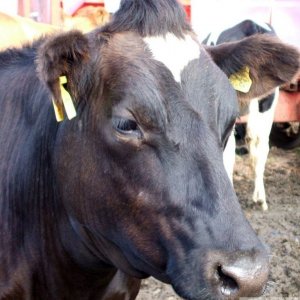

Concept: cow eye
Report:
left=115, top=118, right=137, bottom=131
left=112, top=117, right=142, bottom=138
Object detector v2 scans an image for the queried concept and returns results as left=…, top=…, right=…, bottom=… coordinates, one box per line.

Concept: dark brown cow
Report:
left=0, top=0, right=299, bottom=299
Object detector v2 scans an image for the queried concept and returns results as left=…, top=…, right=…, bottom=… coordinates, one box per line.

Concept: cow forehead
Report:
left=100, top=32, right=228, bottom=132
left=143, top=33, right=200, bottom=82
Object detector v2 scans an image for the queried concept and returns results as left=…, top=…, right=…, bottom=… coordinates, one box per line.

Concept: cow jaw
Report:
left=144, top=33, right=200, bottom=82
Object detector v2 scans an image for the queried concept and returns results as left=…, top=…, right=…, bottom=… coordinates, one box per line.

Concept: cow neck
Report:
left=68, top=216, right=148, bottom=279
left=66, top=216, right=113, bottom=270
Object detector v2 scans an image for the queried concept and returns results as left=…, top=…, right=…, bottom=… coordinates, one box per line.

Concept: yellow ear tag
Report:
left=52, top=100, right=64, bottom=122
left=59, top=76, right=77, bottom=120
left=229, top=66, right=252, bottom=93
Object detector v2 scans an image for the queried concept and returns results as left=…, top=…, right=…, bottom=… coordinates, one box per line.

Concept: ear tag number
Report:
left=229, top=66, right=252, bottom=93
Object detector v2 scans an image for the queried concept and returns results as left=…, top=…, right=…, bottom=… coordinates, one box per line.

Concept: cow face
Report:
left=37, top=13, right=299, bottom=300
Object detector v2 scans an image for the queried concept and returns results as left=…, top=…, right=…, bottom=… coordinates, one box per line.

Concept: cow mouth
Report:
left=216, top=265, right=239, bottom=296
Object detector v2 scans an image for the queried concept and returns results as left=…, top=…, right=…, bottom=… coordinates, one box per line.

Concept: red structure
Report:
left=275, top=91, right=300, bottom=122
left=237, top=90, right=300, bottom=123
left=69, top=1, right=104, bottom=16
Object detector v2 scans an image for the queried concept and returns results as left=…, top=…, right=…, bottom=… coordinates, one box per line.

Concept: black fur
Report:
left=102, top=0, right=191, bottom=37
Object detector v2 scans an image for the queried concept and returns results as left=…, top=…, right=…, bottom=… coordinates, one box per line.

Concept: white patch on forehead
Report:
left=144, top=33, right=200, bottom=82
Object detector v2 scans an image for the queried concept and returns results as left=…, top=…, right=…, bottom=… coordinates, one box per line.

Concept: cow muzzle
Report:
left=206, top=250, right=269, bottom=299
left=167, top=246, right=269, bottom=300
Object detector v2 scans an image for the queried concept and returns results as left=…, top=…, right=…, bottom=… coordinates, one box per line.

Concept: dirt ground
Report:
left=136, top=147, right=300, bottom=300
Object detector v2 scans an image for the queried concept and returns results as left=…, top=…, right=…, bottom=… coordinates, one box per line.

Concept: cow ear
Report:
left=37, top=30, right=90, bottom=120
left=207, top=34, right=300, bottom=105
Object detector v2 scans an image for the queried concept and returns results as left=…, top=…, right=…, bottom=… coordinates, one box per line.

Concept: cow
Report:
left=0, top=11, right=57, bottom=50
left=204, top=19, right=287, bottom=210
left=0, top=1, right=299, bottom=299
left=0, top=9, right=109, bottom=52
left=63, top=6, right=111, bottom=33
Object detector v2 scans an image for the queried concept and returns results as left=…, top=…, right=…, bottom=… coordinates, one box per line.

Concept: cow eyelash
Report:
left=112, top=117, right=142, bottom=138
left=115, top=118, right=137, bottom=131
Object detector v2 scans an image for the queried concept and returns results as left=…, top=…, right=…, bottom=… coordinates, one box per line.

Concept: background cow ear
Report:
left=207, top=34, right=300, bottom=105
left=37, top=30, right=90, bottom=111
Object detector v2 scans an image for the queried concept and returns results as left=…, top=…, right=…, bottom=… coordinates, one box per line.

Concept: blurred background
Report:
left=0, top=0, right=299, bottom=47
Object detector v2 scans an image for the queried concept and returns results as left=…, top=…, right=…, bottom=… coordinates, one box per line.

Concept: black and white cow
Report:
left=0, top=2, right=299, bottom=299
left=204, top=19, right=284, bottom=210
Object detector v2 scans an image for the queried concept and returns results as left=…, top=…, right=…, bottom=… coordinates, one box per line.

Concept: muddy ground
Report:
left=137, top=147, right=300, bottom=299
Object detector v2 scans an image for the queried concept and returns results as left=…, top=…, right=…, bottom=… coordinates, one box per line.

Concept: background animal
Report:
left=0, top=1, right=299, bottom=299
left=0, top=11, right=57, bottom=50
left=0, top=8, right=110, bottom=51
left=63, top=5, right=110, bottom=33
left=204, top=19, right=286, bottom=210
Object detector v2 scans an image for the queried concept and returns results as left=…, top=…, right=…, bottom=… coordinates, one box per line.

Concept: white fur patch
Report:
left=223, top=130, right=236, bottom=184
left=144, top=34, right=200, bottom=82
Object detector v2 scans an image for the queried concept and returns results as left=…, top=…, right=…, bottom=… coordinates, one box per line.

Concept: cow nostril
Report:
left=207, top=250, right=269, bottom=298
left=216, top=265, right=239, bottom=296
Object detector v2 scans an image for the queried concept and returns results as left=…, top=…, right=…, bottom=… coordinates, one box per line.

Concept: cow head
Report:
left=212, top=19, right=275, bottom=45
left=37, top=1, right=299, bottom=299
